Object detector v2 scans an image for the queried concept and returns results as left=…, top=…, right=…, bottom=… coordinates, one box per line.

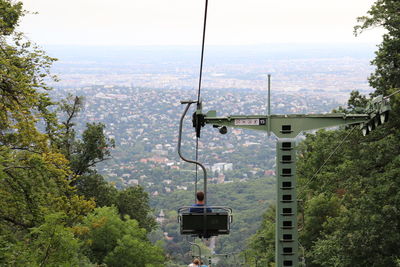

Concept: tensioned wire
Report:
left=384, top=88, right=400, bottom=99
left=195, top=0, right=209, bottom=201
left=297, top=124, right=357, bottom=200
left=298, top=89, right=400, bottom=199
left=297, top=89, right=399, bottom=265
left=197, top=0, right=208, bottom=104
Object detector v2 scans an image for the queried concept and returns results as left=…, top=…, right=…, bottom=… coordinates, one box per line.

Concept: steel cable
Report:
left=297, top=125, right=357, bottom=199
left=197, top=0, right=209, bottom=103
left=194, top=0, right=209, bottom=198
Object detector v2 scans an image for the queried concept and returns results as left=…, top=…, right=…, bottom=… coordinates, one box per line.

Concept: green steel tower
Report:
left=186, top=91, right=390, bottom=267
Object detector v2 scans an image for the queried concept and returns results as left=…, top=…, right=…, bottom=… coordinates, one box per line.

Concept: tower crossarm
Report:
left=203, top=111, right=370, bottom=138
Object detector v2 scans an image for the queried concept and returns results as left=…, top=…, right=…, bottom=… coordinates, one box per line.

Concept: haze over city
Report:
left=21, top=0, right=383, bottom=46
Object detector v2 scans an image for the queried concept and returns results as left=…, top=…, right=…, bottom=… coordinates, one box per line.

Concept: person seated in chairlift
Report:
left=188, top=258, right=200, bottom=267
left=189, top=191, right=212, bottom=213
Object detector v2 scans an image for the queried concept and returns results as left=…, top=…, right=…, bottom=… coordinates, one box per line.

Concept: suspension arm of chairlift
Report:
left=178, top=100, right=208, bottom=204
left=188, top=240, right=202, bottom=264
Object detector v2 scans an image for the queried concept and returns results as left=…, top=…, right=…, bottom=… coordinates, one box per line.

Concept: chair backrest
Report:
left=180, top=212, right=230, bottom=236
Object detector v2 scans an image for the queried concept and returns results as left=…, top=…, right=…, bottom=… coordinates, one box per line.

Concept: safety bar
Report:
left=178, top=206, right=232, bottom=213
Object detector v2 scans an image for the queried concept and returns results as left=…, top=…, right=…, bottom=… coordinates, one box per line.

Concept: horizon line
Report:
left=41, top=42, right=378, bottom=47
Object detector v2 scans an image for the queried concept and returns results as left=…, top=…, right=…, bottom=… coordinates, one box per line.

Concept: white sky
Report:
left=19, top=0, right=383, bottom=46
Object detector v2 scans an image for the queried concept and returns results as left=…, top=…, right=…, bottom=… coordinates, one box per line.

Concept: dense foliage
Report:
left=247, top=1, right=400, bottom=266
left=0, top=1, right=164, bottom=266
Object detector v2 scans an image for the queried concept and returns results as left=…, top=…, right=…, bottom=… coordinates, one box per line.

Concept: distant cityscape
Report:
left=47, top=44, right=376, bottom=196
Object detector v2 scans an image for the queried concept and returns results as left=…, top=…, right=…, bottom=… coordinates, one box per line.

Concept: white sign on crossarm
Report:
left=235, top=119, right=260, bottom=126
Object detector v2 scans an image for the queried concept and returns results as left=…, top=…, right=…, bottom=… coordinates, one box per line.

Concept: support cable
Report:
left=195, top=138, right=199, bottom=202
left=384, top=88, right=400, bottom=100
left=197, top=0, right=209, bottom=103
left=299, top=88, right=399, bottom=199
left=194, top=0, right=209, bottom=199
left=298, top=125, right=357, bottom=199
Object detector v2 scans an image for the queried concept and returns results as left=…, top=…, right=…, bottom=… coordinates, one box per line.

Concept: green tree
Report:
left=295, top=124, right=400, bottom=266
left=1, top=211, right=93, bottom=266
left=54, top=96, right=158, bottom=235
left=117, top=186, right=157, bottom=232
left=347, top=90, right=368, bottom=112
left=75, top=172, right=118, bottom=207
left=355, top=0, right=400, bottom=97
left=104, top=235, right=164, bottom=267
left=27, top=212, right=90, bottom=266
left=54, top=94, right=119, bottom=210
left=0, top=1, right=95, bottom=265
left=299, top=193, right=341, bottom=262
left=56, top=94, right=84, bottom=161
left=0, top=0, right=94, bottom=229
left=77, top=206, right=164, bottom=265
left=71, top=122, right=115, bottom=176
left=244, top=205, right=275, bottom=267
left=55, top=94, right=115, bottom=177
left=0, top=0, right=22, bottom=35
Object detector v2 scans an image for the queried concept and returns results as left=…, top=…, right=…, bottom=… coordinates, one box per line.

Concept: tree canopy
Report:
left=0, top=1, right=163, bottom=265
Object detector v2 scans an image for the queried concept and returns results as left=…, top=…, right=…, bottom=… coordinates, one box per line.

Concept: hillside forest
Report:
left=0, top=1, right=164, bottom=266
left=1, top=0, right=400, bottom=267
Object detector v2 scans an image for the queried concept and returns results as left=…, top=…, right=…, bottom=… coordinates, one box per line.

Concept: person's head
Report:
left=193, top=258, right=200, bottom=265
left=196, top=191, right=205, bottom=203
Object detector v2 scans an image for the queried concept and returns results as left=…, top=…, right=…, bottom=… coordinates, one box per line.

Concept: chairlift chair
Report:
left=178, top=206, right=232, bottom=238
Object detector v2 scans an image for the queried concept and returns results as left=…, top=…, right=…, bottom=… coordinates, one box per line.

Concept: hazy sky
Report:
left=20, top=0, right=383, bottom=46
